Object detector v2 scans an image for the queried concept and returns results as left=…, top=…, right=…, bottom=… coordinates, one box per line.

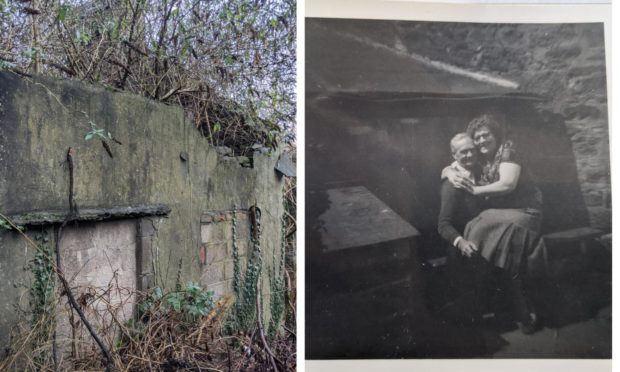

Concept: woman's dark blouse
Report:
left=480, top=140, right=543, bottom=211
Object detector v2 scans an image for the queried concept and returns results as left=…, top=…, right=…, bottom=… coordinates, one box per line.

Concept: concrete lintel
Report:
left=9, top=204, right=171, bottom=226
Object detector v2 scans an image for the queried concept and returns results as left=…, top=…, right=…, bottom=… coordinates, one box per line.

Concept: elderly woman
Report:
left=443, top=114, right=544, bottom=334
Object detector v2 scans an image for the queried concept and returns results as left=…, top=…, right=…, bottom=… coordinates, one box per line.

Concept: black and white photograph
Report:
left=305, top=12, right=611, bottom=362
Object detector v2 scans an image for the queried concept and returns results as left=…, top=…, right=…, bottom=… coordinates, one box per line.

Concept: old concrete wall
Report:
left=0, top=72, right=285, bottom=349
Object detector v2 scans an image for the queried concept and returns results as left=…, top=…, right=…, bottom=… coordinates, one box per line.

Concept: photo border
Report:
left=300, top=1, right=613, bottom=371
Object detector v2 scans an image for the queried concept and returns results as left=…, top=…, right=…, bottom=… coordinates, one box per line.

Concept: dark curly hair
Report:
left=466, top=114, right=504, bottom=144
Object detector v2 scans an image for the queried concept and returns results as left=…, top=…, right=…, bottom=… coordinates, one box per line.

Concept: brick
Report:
left=235, top=211, right=249, bottom=221
left=236, top=240, right=250, bottom=257
left=212, top=222, right=232, bottom=242
left=207, top=280, right=233, bottom=299
left=205, top=242, right=228, bottom=264
left=221, top=222, right=233, bottom=240
left=201, top=222, right=232, bottom=244
left=224, top=260, right=235, bottom=280
left=200, top=214, right=214, bottom=224
left=199, top=244, right=206, bottom=265
left=200, top=224, right=213, bottom=243
left=236, top=220, right=251, bottom=239
left=200, top=261, right=226, bottom=285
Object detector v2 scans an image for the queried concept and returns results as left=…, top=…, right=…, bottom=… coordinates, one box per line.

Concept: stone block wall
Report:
left=199, top=210, right=251, bottom=298
left=397, top=22, right=610, bottom=231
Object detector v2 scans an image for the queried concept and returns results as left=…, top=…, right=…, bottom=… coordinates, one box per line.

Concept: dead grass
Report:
left=1, top=276, right=296, bottom=371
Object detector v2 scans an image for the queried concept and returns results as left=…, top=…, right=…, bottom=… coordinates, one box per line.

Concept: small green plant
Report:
left=0, top=218, right=10, bottom=230
left=0, top=59, right=16, bottom=70
left=138, top=281, right=215, bottom=323
left=0, top=217, right=24, bottom=231
left=84, top=120, right=114, bottom=141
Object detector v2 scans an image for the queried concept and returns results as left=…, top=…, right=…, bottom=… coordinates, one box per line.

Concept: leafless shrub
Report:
left=0, top=0, right=296, bottom=155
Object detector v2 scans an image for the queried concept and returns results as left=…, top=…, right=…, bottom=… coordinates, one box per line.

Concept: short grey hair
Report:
left=450, top=132, right=472, bottom=154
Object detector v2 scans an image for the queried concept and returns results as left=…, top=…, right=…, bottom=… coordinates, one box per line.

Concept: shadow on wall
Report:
left=306, top=92, right=590, bottom=260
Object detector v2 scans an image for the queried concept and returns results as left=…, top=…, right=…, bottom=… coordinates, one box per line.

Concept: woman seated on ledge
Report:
left=443, top=113, right=544, bottom=334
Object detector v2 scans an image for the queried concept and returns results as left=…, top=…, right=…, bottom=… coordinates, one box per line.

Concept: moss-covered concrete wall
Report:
left=0, top=72, right=285, bottom=349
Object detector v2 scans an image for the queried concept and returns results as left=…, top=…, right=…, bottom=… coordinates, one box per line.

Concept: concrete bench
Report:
left=540, top=227, right=605, bottom=273
left=542, top=227, right=604, bottom=244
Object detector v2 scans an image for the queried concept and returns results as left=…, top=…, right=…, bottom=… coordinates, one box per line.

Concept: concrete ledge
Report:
left=8, top=204, right=171, bottom=226
left=542, top=227, right=603, bottom=244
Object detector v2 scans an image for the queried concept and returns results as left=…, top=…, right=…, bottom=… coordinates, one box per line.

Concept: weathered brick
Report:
left=200, top=261, right=226, bottom=285
left=201, top=214, right=214, bottom=224
left=236, top=220, right=251, bottom=239
left=201, top=224, right=213, bottom=243
left=236, top=240, right=251, bottom=257
left=202, top=221, right=232, bottom=244
left=206, top=242, right=228, bottom=264
left=224, top=260, right=235, bottom=280
left=207, top=280, right=233, bottom=299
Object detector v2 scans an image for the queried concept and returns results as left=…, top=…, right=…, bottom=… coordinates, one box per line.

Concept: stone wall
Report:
left=393, top=22, right=610, bottom=230
left=0, top=72, right=286, bottom=349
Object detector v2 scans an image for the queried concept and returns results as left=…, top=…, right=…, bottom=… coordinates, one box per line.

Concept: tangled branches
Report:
left=0, top=0, right=296, bottom=154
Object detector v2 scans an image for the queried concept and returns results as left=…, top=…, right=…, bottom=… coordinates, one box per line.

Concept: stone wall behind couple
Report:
left=309, top=19, right=610, bottom=231
left=394, top=22, right=610, bottom=231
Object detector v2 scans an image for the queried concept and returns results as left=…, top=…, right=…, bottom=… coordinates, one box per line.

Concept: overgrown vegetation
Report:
left=2, top=274, right=294, bottom=371
left=0, top=0, right=296, bottom=154
left=0, top=194, right=297, bottom=371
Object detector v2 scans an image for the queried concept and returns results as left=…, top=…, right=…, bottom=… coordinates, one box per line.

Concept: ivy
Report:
left=268, top=219, right=286, bottom=337
left=25, top=229, right=56, bottom=365
left=0, top=217, right=24, bottom=231
left=228, top=206, right=263, bottom=334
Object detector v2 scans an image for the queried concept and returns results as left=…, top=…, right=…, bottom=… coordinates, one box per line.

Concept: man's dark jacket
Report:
left=437, top=179, right=481, bottom=247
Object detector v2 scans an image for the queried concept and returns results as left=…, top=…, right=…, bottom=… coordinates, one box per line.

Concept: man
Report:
left=438, top=133, right=481, bottom=257
left=437, top=133, right=487, bottom=322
